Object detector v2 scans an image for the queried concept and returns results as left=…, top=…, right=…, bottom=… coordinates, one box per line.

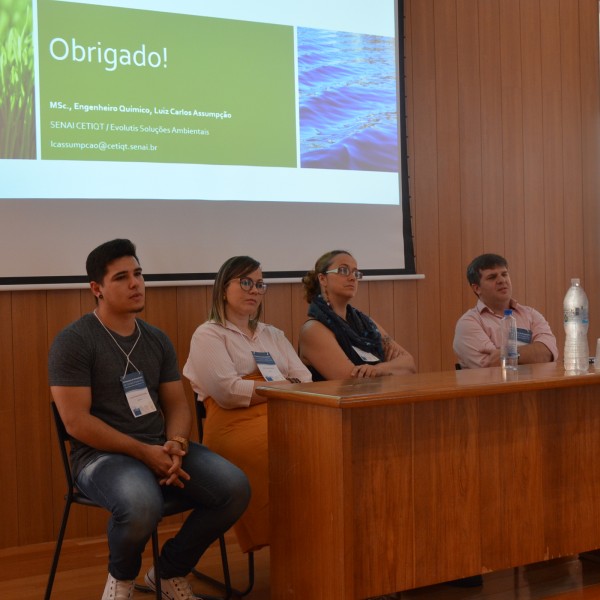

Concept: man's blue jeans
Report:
left=76, top=442, right=250, bottom=581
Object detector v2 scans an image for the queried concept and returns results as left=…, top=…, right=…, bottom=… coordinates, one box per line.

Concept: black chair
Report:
left=191, top=398, right=255, bottom=599
left=44, top=401, right=192, bottom=600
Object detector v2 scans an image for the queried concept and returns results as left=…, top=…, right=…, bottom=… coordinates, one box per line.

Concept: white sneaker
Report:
left=101, top=573, right=134, bottom=600
left=144, top=566, right=199, bottom=600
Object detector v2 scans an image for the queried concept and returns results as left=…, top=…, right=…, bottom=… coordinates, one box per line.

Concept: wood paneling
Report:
left=2, top=0, right=600, bottom=549
left=268, top=401, right=350, bottom=597
left=521, top=0, right=548, bottom=314
left=478, top=393, right=545, bottom=569
left=350, top=405, right=414, bottom=592
left=12, top=291, right=52, bottom=545
left=0, top=292, right=17, bottom=549
left=413, top=397, right=481, bottom=586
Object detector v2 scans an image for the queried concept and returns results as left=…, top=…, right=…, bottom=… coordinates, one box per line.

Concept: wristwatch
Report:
left=170, top=436, right=189, bottom=454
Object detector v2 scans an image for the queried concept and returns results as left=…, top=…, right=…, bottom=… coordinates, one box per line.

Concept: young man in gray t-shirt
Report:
left=48, top=238, right=250, bottom=600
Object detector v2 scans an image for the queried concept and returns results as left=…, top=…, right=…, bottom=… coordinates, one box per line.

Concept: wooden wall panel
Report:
left=521, top=0, right=548, bottom=315
left=145, top=287, right=179, bottom=351
left=479, top=0, right=505, bottom=254
left=457, top=0, right=484, bottom=306
left=560, top=0, right=584, bottom=284
left=262, top=282, right=293, bottom=340
left=541, top=0, right=568, bottom=343
left=175, top=286, right=209, bottom=383
left=2, top=0, right=600, bottom=551
left=391, top=280, right=419, bottom=369
left=290, top=282, right=308, bottom=349
left=12, top=291, right=53, bottom=545
left=0, top=292, right=18, bottom=549
left=499, top=0, right=526, bottom=296
left=434, top=0, right=464, bottom=369
left=410, top=0, right=442, bottom=373
left=580, top=0, right=600, bottom=340
left=368, top=280, right=395, bottom=336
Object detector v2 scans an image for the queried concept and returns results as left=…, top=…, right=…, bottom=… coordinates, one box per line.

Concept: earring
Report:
left=98, top=294, right=103, bottom=299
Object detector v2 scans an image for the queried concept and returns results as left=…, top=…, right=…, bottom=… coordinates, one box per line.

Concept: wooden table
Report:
left=258, top=363, right=600, bottom=599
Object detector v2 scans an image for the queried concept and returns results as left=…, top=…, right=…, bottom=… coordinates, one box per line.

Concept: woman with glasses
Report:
left=299, top=249, right=416, bottom=381
left=183, top=256, right=311, bottom=554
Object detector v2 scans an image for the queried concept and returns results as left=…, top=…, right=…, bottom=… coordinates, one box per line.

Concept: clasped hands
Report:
left=143, top=441, right=191, bottom=488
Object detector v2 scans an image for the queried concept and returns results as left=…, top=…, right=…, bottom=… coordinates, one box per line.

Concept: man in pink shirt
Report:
left=453, top=253, right=558, bottom=369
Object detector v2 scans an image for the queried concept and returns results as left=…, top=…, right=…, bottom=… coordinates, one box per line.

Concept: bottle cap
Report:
left=504, top=309, right=512, bottom=316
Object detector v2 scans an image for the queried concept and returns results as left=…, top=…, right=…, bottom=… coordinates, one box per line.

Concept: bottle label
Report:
left=564, top=307, right=589, bottom=324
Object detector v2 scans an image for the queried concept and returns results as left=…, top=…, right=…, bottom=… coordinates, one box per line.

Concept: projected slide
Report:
left=1, top=0, right=402, bottom=204
left=38, top=1, right=296, bottom=167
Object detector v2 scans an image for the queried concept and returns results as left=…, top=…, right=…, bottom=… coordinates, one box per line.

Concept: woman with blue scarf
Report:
left=299, top=250, right=416, bottom=381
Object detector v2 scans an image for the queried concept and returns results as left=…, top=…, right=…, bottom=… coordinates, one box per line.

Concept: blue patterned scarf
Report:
left=307, top=295, right=385, bottom=380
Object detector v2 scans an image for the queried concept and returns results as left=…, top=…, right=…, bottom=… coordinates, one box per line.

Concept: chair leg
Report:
left=134, top=528, right=166, bottom=598
left=152, top=529, right=162, bottom=600
left=191, top=536, right=255, bottom=599
left=217, top=535, right=233, bottom=598
left=244, top=551, right=255, bottom=596
left=44, top=500, right=72, bottom=600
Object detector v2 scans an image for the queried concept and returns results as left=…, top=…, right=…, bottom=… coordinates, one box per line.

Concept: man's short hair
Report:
left=466, top=253, right=508, bottom=286
left=86, top=239, right=139, bottom=284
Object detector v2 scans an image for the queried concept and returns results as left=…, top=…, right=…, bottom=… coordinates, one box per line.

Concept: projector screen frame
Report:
left=0, top=0, right=415, bottom=289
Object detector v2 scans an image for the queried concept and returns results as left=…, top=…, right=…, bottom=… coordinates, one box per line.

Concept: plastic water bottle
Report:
left=500, top=309, right=518, bottom=370
left=563, top=278, right=589, bottom=373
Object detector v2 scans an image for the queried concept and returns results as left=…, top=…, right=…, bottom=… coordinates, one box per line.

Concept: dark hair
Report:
left=210, top=256, right=263, bottom=330
left=466, top=253, right=508, bottom=286
left=86, top=239, right=139, bottom=284
left=302, top=250, right=353, bottom=303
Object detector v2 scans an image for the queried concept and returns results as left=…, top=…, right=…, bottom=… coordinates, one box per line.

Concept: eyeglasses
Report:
left=234, top=277, right=268, bottom=294
left=323, top=266, right=363, bottom=280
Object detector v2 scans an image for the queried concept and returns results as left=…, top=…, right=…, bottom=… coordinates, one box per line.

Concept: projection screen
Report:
left=0, top=0, right=414, bottom=287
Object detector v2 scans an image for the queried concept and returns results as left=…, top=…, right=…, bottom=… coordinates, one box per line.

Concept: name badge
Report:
left=352, top=346, right=380, bottom=363
left=517, top=328, right=533, bottom=345
left=252, top=351, right=286, bottom=382
left=120, top=371, right=157, bottom=418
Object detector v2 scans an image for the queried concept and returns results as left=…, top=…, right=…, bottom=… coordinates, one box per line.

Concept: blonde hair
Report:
left=209, top=256, right=263, bottom=331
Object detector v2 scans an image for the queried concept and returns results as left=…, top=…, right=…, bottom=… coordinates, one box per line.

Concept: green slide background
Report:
left=38, top=0, right=297, bottom=166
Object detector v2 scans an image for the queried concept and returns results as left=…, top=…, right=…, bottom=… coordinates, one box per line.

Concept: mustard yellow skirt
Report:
left=203, top=396, right=268, bottom=553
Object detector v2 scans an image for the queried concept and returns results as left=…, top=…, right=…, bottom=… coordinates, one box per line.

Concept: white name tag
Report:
left=252, top=351, right=286, bottom=382
left=120, top=372, right=157, bottom=418
left=352, top=346, right=380, bottom=363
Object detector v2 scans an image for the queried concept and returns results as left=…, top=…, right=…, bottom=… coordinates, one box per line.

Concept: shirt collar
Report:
left=476, top=297, right=519, bottom=316
left=222, top=319, right=265, bottom=338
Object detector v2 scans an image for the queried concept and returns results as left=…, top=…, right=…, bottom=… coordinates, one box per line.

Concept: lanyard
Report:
left=93, top=310, right=142, bottom=377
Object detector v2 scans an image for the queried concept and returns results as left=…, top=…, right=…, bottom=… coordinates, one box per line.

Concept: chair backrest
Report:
left=51, top=401, right=77, bottom=493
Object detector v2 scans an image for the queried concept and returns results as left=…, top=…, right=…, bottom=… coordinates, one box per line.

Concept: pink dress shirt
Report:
left=183, top=320, right=311, bottom=408
left=453, top=298, right=558, bottom=369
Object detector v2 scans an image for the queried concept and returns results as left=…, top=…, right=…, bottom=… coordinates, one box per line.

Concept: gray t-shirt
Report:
left=48, top=313, right=180, bottom=476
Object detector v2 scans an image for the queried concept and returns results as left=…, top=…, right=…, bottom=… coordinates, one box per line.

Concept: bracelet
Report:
left=169, top=436, right=189, bottom=454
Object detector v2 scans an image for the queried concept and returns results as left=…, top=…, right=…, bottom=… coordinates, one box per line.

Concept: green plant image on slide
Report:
left=38, top=0, right=297, bottom=167
left=0, top=0, right=36, bottom=159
